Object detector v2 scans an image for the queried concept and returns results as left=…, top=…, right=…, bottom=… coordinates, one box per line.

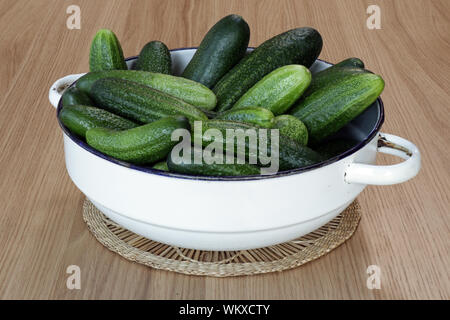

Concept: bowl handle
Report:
left=344, top=133, right=421, bottom=185
left=48, top=73, right=86, bottom=108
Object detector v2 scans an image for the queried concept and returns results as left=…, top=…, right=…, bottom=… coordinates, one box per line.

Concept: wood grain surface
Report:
left=0, top=0, right=449, bottom=300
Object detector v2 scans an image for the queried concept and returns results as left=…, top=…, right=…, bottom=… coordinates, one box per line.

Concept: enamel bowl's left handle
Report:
left=49, top=73, right=86, bottom=108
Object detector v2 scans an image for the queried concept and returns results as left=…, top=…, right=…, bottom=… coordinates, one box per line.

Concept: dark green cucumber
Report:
left=314, top=138, right=359, bottom=159
left=200, top=108, right=218, bottom=119
left=213, top=27, right=323, bottom=112
left=232, top=65, right=311, bottom=115
left=152, top=161, right=169, bottom=171
left=276, top=134, right=323, bottom=170
left=291, top=72, right=385, bottom=144
left=89, top=29, right=127, bottom=72
left=333, top=57, right=364, bottom=69
left=76, top=70, right=217, bottom=110
left=62, top=87, right=94, bottom=107
left=134, top=41, right=171, bottom=74
left=193, top=120, right=323, bottom=171
left=167, top=147, right=260, bottom=177
left=273, top=115, right=308, bottom=146
left=303, top=66, right=368, bottom=98
left=86, top=116, right=190, bottom=164
left=181, top=14, right=250, bottom=88
left=90, top=78, right=208, bottom=124
left=59, top=105, right=137, bottom=138
left=215, top=106, right=275, bottom=128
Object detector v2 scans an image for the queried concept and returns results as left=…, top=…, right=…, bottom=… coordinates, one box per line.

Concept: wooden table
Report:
left=0, top=0, right=448, bottom=300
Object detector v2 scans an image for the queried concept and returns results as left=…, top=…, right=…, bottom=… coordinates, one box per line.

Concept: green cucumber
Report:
left=167, top=147, right=260, bottom=177
left=62, top=87, right=94, bottom=107
left=59, top=105, right=137, bottom=138
left=193, top=120, right=322, bottom=171
left=333, top=57, right=364, bottom=69
left=232, top=65, right=311, bottom=115
left=200, top=108, right=218, bottom=119
left=213, top=27, right=322, bottom=111
left=195, top=119, right=255, bottom=136
left=182, top=14, right=250, bottom=88
left=152, top=161, right=169, bottom=171
left=215, top=106, right=275, bottom=128
left=276, top=134, right=323, bottom=170
left=134, top=41, right=171, bottom=74
left=76, top=70, right=216, bottom=110
left=89, top=29, right=127, bottom=72
left=90, top=78, right=208, bottom=124
left=86, top=116, right=190, bottom=164
left=303, top=66, right=368, bottom=98
left=291, top=72, right=385, bottom=144
left=273, top=115, right=308, bottom=146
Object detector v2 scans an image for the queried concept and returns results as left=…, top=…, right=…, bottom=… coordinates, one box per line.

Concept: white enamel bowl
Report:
left=49, top=48, right=421, bottom=250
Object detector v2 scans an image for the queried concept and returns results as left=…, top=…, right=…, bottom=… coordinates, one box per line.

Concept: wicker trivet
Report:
left=82, top=199, right=361, bottom=277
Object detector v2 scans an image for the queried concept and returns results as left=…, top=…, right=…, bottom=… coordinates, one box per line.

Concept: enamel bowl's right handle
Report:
left=344, top=133, right=421, bottom=185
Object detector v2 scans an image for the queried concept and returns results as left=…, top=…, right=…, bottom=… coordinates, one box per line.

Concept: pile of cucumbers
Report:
left=59, top=14, right=385, bottom=177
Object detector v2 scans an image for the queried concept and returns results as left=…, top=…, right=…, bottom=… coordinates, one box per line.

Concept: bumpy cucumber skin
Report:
left=89, top=29, right=127, bottom=72
left=215, top=106, right=275, bottom=128
left=334, top=57, right=365, bottom=68
left=152, top=161, right=169, bottom=171
left=62, top=87, right=94, bottom=107
left=134, top=41, right=171, bottom=74
left=213, top=27, right=323, bottom=112
left=76, top=70, right=217, bottom=111
left=59, top=105, right=137, bottom=138
left=182, top=14, right=250, bottom=88
left=193, top=120, right=322, bottom=171
left=194, top=119, right=254, bottom=136
left=191, top=120, right=255, bottom=155
left=291, top=73, right=385, bottom=144
left=276, top=134, right=323, bottom=170
left=232, top=65, right=311, bottom=115
left=273, top=115, right=308, bottom=146
left=167, top=148, right=260, bottom=177
left=86, top=116, right=190, bottom=164
left=90, top=78, right=208, bottom=124
left=303, top=66, right=367, bottom=98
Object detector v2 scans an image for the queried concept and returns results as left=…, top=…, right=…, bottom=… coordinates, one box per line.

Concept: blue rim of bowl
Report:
left=56, top=47, right=385, bottom=181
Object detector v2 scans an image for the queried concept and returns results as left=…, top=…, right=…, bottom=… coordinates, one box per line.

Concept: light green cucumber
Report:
left=152, top=161, right=169, bottom=171
left=232, top=65, right=311, bottom=115
left=273, top=115, right=308, bottom=146
left=215, top=106, right=275, bottom=128
left=89, top=29, right=127, bottom=72
left=213, top=27, right=322, bottom=112
left=291, top=72, right=385, bottom=144
left=86, top=116, right=190, bottom=164
left=76, top=70, right=217, bottom=110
